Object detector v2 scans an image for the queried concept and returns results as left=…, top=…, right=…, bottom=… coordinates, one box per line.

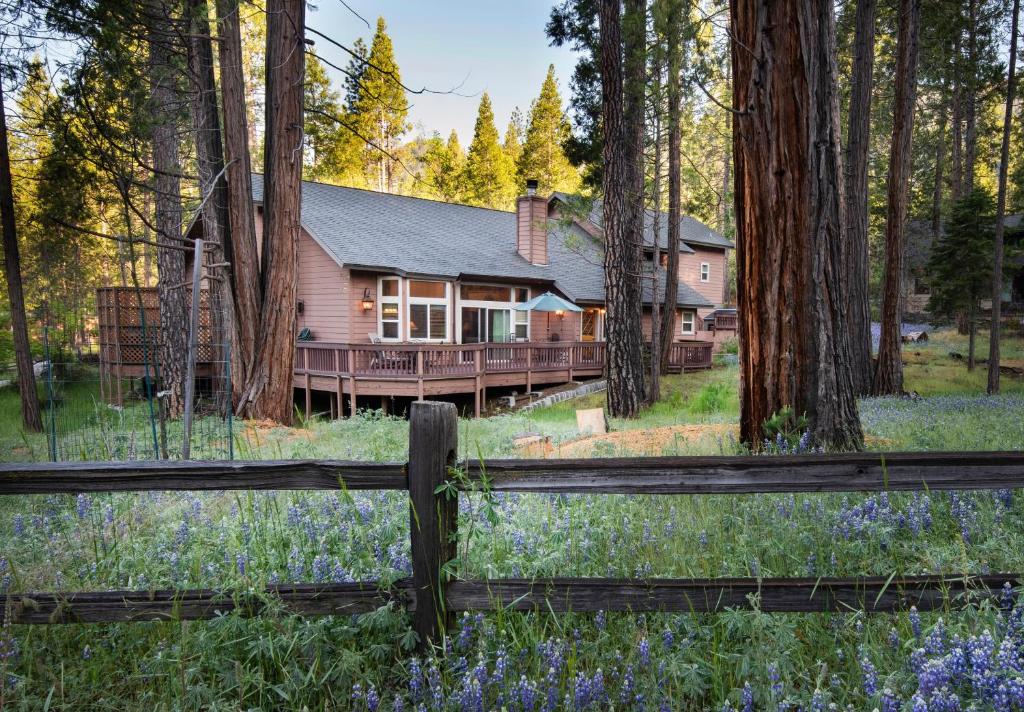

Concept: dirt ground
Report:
left=516, top=422, right=896, bottom=457
left=517, top=423, right=739, bottom=458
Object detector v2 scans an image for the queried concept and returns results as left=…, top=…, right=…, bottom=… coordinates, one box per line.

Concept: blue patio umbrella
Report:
left=514, top=291, right=582, bottom=340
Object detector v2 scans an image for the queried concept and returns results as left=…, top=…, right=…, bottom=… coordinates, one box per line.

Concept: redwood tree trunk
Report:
left=236, top=0, right=304, bottom=422
left=0, top=80, right=42, bottom=432
left=215, top=0, right=261, bottom=407
left=659, top=0, right=682, bottom=375
left=988, top=0, right=1019, bottom=394
left=873, top=0, right=921, bottom=396
left=931, top=113, right=946, bottom=245
left=732, top=0, right=863, bottom=450
left=186, top=0, right=233, bottom=414
left=950, top=38, right=964, bottom=202
left=600, top=0, right=646, bottom=417
left=148, top=0, right=188, bottom=419
left=844, top=0, right=877, bottom=394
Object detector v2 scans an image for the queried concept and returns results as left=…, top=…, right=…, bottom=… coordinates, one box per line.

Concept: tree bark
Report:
left=732, top=0, right=863, bottom=450
left=0, top=80, right=42, bottom=433
left=873, top=0, right=921, bottom=396
left=844, top=0, right=877, bottom=395
left=648, top=64, right=662, bottom=406
left=600, top=0, right=647, bottom=417
left=659, top=0, right=682, bottom=375
left=235, top=0, right=304, bottom=423
left=964, top=0, right=978, bottom=194
left=215, top=0, right=261, bottom=408
left=148, top=0, right=188, bottom=419
left=931, top=113, right=946, bottom=245
left=186, top=0, right=233, bottom=415
left=951, top=34, right=964, bottom=203
left=988, top=0, right=1019, bottom=394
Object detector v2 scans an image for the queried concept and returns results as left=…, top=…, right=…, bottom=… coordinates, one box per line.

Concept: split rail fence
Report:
left=3, top=401, right=1024, bottom=651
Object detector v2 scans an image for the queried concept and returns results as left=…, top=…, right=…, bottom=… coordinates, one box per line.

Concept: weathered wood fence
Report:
left=3, top=401, right=1024, bottom=651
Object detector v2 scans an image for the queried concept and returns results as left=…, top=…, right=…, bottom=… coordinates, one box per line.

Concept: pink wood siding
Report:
left=530, top=309, right=581, bottom=342
left=296, top=231, right=346, bottom=341
left=678, top=245, right=728, bottom=306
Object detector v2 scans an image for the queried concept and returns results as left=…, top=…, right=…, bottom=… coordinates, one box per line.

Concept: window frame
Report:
left=457, top=283, right=530, bottom=343
left=700, top=262, right=711, bottom=283
left=408, top=280, right=450, bottom=342
left=377, top=276, right=403, bottom=342
left=681, top=309, right=696, bottom=335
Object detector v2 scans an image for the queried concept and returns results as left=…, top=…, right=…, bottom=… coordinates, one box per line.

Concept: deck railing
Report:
left=3, top=402, right=1024, bottom=654
left=714, top=313, right=738, bottom=330
left=295, top=340, right=711, bottom=379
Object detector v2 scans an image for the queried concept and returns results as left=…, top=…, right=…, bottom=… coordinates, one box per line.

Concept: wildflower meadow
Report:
left=1, top=328, right=1023, bottom=710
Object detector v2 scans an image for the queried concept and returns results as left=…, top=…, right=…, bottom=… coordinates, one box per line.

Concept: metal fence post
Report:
left=407, top=400, right=458, bottom=652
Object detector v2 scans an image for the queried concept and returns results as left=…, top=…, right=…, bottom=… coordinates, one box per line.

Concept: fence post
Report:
left=408, top=400, right=458, bottom=652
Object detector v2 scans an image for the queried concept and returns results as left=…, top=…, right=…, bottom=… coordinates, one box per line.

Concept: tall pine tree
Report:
left=518, top=65, right=580, bottom=194
left=352, top=18, right=409, bottom=192
left=423, top=129, right=466, bottom=202
left=463, top=93, right=517, bottom=208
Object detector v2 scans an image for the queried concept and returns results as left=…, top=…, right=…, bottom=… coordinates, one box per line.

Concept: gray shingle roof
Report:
left=549, top=191, right=734, bottom=251
left=252, top=175, right=713, bottom=308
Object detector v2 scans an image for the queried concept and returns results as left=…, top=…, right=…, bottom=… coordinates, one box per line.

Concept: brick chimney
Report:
left=516, top=179, right=548, bottom=266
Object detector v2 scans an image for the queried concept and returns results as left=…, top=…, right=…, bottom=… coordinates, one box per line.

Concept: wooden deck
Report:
left=96, top=287, right=714, bottom=417
left=294, top=340, right=713, bottom=417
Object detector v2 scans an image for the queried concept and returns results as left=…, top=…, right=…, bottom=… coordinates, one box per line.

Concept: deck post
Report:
left=347, top=349, right=357, bottom=418
left=526, top=345, right=532, bottom=393
left=417, top=351, right=425, bottom=401
left=408, top=400, right=458, bottom=652
left=335, top=375, right=343, bottom=421
left=304, top=373, right=311, bottom=420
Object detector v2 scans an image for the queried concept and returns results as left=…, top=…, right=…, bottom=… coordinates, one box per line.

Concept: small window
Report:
left=515, top=287, right=530, bottom=303
left=700, top=263, right=710, bottom=283
left=378, top=277, right=401, bottom=340
left=681, top=310, right=695, bottom=335
left=461, top=285, right=512, bottom=302
left=410, top=280, right=446, bottom=299
left=410, top=304, right=448, bottom=340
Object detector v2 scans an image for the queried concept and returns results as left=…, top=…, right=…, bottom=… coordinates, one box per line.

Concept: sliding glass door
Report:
left=461, top=306, right=513, bottom=343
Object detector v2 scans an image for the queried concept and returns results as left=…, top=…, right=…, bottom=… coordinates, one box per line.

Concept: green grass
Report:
left=1, top=330, right=1023, bottom=709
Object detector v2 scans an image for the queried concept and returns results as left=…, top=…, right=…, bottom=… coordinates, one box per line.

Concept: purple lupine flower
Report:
left=889, top=627, right=901, bottom=649
left=366, top=687, right=380, bottom=712
left=768, top=663, right=782, bottom=697
left=12, top=514, right=24, bottom=536
left=662, top=629, right=674, bottom=649
left=910, top=606, right=921, bottom=638
left=742, top=682, right=754, bottom=712
left=925, top=619, right=946, bottom=656
left=881, top=688, right=900, bottom=712
left=861, top=656, right=878, bottom=697
left=76, top=494, right=90, bottom=519
left=639, top=637, right=650, bottom=666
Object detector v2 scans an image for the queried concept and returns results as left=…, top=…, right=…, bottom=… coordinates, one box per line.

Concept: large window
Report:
left=409, top=280, right=449, bottom=341
left=378, top=277, right=401, bottom=340
left=681, top=310, right=695, bottom=335
left=459, top=284, right=529, bottom=343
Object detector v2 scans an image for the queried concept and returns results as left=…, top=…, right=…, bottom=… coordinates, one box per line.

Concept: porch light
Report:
left=361, top=288, right=375, bottom=311
left=555, top=309, right=565, bottom=318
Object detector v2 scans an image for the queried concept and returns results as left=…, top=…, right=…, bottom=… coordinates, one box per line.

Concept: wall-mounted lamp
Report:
left=555, top=309, right=565, bottom=318
left=361, top=288, right=375, bottom=311
left=598, top=308, right=606, bottom=315
left=297, top=300, right=305, bottom=315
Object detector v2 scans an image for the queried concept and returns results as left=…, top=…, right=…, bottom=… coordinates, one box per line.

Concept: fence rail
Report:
left=3, top=403, right=1024, bottom=649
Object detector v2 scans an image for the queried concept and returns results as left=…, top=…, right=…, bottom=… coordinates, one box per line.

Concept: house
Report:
left=905, top=216, right=1024, bottom=318
left=98, top=177, right=734, bottom=417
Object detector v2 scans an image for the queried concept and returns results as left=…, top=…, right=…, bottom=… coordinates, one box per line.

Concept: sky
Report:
left=306, top=1, right=581, bottom=144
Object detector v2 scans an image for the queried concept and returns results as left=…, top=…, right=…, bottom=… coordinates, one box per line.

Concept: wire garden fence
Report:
left=10, top=289, right=235, bottom=463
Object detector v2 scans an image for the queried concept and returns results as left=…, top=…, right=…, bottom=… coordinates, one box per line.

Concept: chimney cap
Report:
left=525, top=178, right=539, bottom=196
